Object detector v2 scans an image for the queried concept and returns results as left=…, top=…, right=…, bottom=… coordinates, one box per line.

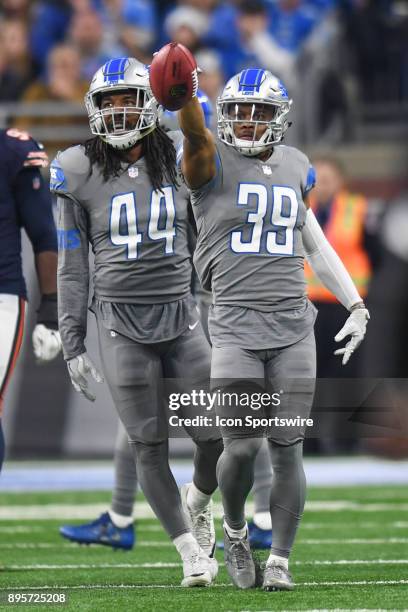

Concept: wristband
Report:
left=37, top=293, right=58, bottom=330
left=350, top=302, right=366, bottom=311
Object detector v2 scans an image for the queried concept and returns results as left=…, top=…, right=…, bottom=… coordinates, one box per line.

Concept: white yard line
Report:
left=4, top=559, right=408, bottom=570
left=1, top=538, right=407, bottom=550
left=0, top=521, right=404, bottom=533
left=1, top=501, right=408, bottom=520
left=0, top=580, right=408, bottom=590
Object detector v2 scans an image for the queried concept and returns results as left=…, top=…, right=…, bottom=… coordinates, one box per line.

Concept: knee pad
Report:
left=131, top=440, right=168, bottom=470
left=194, top=438, right=224, bottom=456
left=268, top=439, right=303, bottom=470
left=223, top=437, right=263, bottom=463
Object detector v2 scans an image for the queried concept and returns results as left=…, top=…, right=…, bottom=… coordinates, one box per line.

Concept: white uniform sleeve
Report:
left=302, top=209, right=363, bottom=311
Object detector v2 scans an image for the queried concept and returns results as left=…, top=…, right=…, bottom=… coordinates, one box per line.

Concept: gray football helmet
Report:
left=217, top=68, right=292, bottom=157
left=85, top=57, right=159, bottom=150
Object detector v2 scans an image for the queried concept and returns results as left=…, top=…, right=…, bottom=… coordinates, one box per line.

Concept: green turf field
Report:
left=0, top=486, right=407, bottom=611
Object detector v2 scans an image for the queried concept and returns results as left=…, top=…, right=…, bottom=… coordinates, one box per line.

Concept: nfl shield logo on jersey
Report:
left=128, top=166, right=138, bottom=178
left=262, top=166, right=272, bottom=175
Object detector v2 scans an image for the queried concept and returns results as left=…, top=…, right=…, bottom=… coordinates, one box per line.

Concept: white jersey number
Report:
left=148, top=187, right=176, bottom=255
left=231, top=184, right=299, bottom=255
left=110, top=188, right=176, bottom=259
left=231, top=184, right=267, bottom=253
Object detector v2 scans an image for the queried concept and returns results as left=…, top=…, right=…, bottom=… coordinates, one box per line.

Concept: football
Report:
left=149, top=42, right=197, bottom=111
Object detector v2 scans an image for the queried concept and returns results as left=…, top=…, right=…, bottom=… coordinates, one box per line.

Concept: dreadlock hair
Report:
left=83, top=122, right=179, bottom=192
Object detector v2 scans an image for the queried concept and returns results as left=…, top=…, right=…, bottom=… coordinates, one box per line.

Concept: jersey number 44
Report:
left=110, top=187, right=176, bottom=259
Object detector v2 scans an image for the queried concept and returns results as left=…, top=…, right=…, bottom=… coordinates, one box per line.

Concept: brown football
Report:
left=149, top=43, right=197, bottom=111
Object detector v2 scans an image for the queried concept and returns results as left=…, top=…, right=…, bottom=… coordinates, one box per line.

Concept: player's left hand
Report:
left=32, top=324, right=62, bottom=362
left=334, top=308, right=370, bottom=365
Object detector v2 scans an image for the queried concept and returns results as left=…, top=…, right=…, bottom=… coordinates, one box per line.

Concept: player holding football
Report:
left=0, top=128, right=61, bottom=473
left=51, top=58, right=223, bottom=587
left=58, top=94, right=273, bottom=553
left=155, top=51, right=370, bottom=590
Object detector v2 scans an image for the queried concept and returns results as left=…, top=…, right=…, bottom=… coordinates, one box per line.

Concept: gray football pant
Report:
left=111, top=420, right=272, bottom=517
left=214, top=331, right=316, bottom=557
left=109, top=285, right=272, bottom=519
left=96, top=316, right=222, bottom=539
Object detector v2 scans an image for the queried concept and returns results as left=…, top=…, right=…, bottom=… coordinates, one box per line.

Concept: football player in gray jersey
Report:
left=50, top=57, right=224, bottom=587
left=171, top=64, right=370, bottom=590
left=58, top=90, right=274, bottom=553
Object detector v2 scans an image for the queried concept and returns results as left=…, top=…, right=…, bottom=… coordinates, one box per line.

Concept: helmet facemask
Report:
left=217, top=99, right=291, bottom=156
left=85, top=85, right=158, bottom=150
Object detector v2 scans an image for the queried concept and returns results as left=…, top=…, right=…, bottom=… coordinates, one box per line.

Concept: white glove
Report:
left=67, top=352, right=104, bottom=402
left=32, top=324, right=62, bottom=362
left=334, top=308, right=370, bottom=365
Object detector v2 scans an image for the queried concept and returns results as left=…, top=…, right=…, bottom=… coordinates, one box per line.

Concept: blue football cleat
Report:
left=59, top=512, right=135, bottom=550
left=247, top=521, right=272, bottom=550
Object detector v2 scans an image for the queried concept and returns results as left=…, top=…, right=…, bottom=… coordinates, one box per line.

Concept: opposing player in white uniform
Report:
left=51, top=58, right=223, bottom=587
left=171, top=65, right=370, bottom=590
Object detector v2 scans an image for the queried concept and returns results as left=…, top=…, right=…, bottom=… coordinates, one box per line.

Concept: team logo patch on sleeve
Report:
left=50, top=163, right=67, bottom=191
left=305, top=165, right=316, bottom=194
left=57, top=229, right=80, bottom=250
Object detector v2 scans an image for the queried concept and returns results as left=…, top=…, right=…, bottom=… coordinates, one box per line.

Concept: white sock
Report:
left=253, top=511, right=272, bottom=531
left=224, top=520, right=247, bottom=540
left=186, top=482, right=211, bottom=513
left=267, top=553, right=288, bottom=570
left=173, top=532, right=199, bottom=559
left=108, top=509, right=133, bottom=529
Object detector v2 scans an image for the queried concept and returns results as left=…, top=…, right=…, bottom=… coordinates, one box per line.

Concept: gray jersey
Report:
left=190, top=139, right=317, bottom=349
left=52, top=132, right=191, bottom=303
left=51, top=131, right=194, bottom=359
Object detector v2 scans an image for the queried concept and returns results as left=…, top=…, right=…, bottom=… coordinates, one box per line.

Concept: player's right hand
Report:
left=67, top=352, right=104, bottom=402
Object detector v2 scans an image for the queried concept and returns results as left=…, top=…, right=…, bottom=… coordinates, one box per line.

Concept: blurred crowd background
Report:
left=1, top=0, right=408, bottom=460
left=1, top=0, right=408, bottom=143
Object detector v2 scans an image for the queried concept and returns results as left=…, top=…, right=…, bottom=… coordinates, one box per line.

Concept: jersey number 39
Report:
left=231, top=184, right=299, bottom=255
left=110, top=188, right=175, bottom=259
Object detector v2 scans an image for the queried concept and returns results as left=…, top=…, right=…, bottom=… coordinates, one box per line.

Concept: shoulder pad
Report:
left=281, top=145, right=313, bottom=194
left=50, top=145, right=89, bottom=199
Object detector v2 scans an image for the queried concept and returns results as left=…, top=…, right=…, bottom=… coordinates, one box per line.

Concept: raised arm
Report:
left=149, top=43, right=217, bottom=189
left=178, top=96, right=217, bottom=189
